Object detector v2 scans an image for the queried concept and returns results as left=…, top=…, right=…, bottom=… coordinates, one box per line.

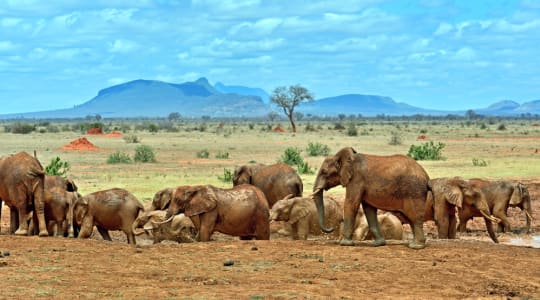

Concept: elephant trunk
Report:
left=523, top=199, right=533, bottom=233
left=132, top=221, right=145, bottom=236
left=312, top=188, right=334, bottom=233
left=67, top=192, right=77, bottom=238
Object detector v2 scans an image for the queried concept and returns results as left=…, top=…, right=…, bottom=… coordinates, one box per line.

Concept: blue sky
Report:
left=1, top=0, right=539, bottom=113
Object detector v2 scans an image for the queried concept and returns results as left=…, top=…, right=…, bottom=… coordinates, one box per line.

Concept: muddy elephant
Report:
left=148, top=188, right=174, bottom=211
left=74, top=188, right=144, bottom=244
left=270, top=195, right=343, bottom=240
left=233, top=163, right=303, bottom=207
left=132, top=210, right=197, bottom=243
left=459, top=179, right=532, bottom=234
left=163, top=184, right=270, bottom=241
left=351, top=210, right=403, bottom=241
left=0, top=152, right=48, bottom=236
left=312, top=147, right=431, bottom=249
left=29, top=176, right=79, bottom=237
left=426, top=177, right=500, bottom=242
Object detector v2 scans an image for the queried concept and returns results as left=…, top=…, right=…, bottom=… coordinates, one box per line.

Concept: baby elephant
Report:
left=74, top=188, right=144, bottom=245
left=270, top=195, right=343, bottom=240
left=352, top=208, right=403, bottom=241
left=132, top=210, right=197, bottom=244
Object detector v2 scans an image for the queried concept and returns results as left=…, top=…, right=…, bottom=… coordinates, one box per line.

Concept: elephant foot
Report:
left=408, top=241, right=426, bottom=250
left=339, top=239, right=355, bottom=246
left=14, top=229, right=28, bottom=236
left=372, top=238, right=386, bottom=247
left=38, top=230, right=49, bottom=237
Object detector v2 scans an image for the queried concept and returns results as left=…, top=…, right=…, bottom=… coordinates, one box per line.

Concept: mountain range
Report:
left=1, top=77, right=539, bottom=119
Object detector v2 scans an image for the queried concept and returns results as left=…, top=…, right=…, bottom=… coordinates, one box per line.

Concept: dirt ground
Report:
left=0, top=180, right=539, bottom=299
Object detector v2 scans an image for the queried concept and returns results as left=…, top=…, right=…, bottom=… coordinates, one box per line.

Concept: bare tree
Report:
left=270, top=84, right=314, bottom=133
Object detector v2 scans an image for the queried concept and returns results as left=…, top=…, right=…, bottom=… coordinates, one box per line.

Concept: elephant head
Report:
left=166, top=185, right=217, bottom=219
left=269, top=194, right=297, bottom=222
left=149, top=188, right=174, bottom=211
left=510, top=183, right=533, bottom=233
left=132, top=210, right=166, bottom=236
left=73, top=196, right=89, bottom=225
left=312, top=147, right=357, bottom=233
left=443, top=178, right=499, bottom=223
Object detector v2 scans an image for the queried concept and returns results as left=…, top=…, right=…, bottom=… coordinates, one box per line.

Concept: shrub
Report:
left=45, top=157, right=70, bottom=176
left=196, top=149, right=210, bottom=159
left=306, top=142, right=330, bottom=156
left=7, top=122, right=35, bottom=134
left=347, top=123, right=358, bottom=136
left=134, top=145, right=156, bottom=163
left=388, top=131, right=402, bottom=145
left=148, top=123, right=159, bottom=133
left=296, top=161, right=314, bottom=174
left=215, top=151, right=229, bottom=159
left=123, top=134, right=141, bottom=143
left=107, top=152, right=132, bottom=164
left=278, top=147, right=304, bottom=166
left=497, top=124, right=506, bottom=131
left=218, top=168, right=233, bottom=183
left=407, top=141, right=445, bottom=160
left=472, top=158, right=488, bottom=167
left=333, top=122, right=345, bottom=130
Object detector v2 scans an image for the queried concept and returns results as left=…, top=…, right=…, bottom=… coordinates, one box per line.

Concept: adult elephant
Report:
left=29, top=175, right=79, bottom=237
left=233, top=163, right=303, bottom=207
left=459, top=179, right=532, bottom=234
left=312, top=147, right=430, bottom=249
left=148, top=188, right=174, bottom=211
left=163, top=184, right=270, bottom=241
left=269, top=195, right=343, bottom=240
left=74, top=188, right=144, bottom=244
left=426, top=177, right=500, bottom=242
left=0, top=152, right=48, bottom=236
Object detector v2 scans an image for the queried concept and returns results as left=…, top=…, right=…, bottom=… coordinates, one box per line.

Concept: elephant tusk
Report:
left=151, top=215, right=174, bottom=225
left=480, top=211, right=501, bottom=223
left=525, top=210, right=534, bottom=221
left=133, top=228, right=145, bottom=236
left=309, top=188, right=322, bottom=199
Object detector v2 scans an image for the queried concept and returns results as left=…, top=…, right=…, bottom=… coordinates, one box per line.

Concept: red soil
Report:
left=86, top=127, right=103, bottom=135
left=417, top=135, right=428, bottom=140
left=61, top=137, right=100, bottom=151
left=273, top=125, right=286, bottom=132
left=104, top=131, right=123, bottom=137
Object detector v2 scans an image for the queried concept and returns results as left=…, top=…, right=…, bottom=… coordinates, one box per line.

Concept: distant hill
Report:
left=1, top=77, right=538, bottom=119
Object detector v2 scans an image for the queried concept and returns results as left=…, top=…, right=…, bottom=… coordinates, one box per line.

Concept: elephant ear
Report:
left=289, top=198, right=313, bottom=224
left=509, top=183, right=524, bottom=206
left=65, top=179, right=78, bottom=192
left=338, top=147, right=356, bottom=186
left=159, top=189, right=173, bottom=210
left=233, top=166, right=252, bottom=185
left=184, top=186, right=217, bottom=217
left=443, top=185, right=463, bottom=208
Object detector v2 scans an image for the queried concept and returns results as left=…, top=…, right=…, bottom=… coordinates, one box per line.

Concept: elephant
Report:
left=29, top=175, right=79, bottom=237
left=351, top=210, right=403, bottom=241
left=163, top=184, right=270, bottom=241
left=148, top=188, right=174, bottom=211
left=233, top=163, right=303, bottom=208
left=74, top=188, right=144, bottom=244
left=459, top=179, right=533, bottom=234
left=0, top=151, right=48, bottom=236
left=312, top=147, right=431, bottom=249
left=269, top=195, right=343, bottom=240
left=132, top=210, right=197, bottom=244
left=425, top=177, right=500, bottom=242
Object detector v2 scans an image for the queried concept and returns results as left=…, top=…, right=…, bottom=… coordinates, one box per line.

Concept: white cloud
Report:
left=109, top=39, right=138, bottom=53
left=434, top=22, right=453, bottom=35
left=454, top=47, right=476, bottom=60
left=0, top=40, right=16, bottom=51
left=1, top=17, right=22, bottom=27
left=191, top=0, right=261, bottom=11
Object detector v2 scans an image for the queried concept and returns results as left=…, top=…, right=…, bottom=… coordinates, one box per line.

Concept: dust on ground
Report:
left=0, top=180, right=539, bottom=299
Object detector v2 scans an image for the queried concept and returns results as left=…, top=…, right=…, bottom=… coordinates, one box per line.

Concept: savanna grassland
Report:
left=0, top=118, right=539, bottom=299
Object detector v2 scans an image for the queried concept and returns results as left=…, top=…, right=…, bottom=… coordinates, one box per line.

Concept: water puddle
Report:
left=507, top=235, right=540, bottom=248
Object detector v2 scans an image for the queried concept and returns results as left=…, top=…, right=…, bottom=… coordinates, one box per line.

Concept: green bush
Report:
left=134, top=145, right=157, bottom=163
left=347, top=123, right=358, bottom=136
left=123, top=134, right=140, bottom=143
left=497, top=124, right=506, bottom=131
left=296, top=161, right=314, bottom=174
left=407, top=141, right=445, bottom=160
left=45, top=157, right=70, bottom=176
left=472, top=158, right=488, bottom=167
left=215, top=151, right=229, bottom=159
left=196, top=149, right=210, bottom=159
left=218, top=168, right=233, bottom=183
left=279, top=147, right=304, bottom=166
left=388, top=131, right=402, bottom=145
left=306, top=142, right=330, bottom=156
left=6, top=122, right=35, bottom=134
left=107, top=152, right=132, bottom=164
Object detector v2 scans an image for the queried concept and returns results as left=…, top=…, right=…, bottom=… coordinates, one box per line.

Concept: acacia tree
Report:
left=270, top=84, right=313, bottom=133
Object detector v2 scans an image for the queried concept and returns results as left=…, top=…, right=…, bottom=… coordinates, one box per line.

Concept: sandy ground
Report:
left=0, top=181, right=539, bottom=299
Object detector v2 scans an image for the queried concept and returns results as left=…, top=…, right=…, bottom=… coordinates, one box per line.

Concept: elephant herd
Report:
left=0, top=149, right=534, bottom=249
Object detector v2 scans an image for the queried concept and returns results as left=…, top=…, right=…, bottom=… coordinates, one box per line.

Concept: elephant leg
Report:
left=10, top=207, right=19, bottom=234
left=125, top=231, right=136, bottom=245
left=197, top=214, right=215, bottom=242
left=484, top=218, right=499, bottom=243
left=77, top=216, right=94, bottom=239
left=448, top=214, right=457, bottom=239
left=363, top=202, right=385, bottom=247
left=96, top=225, right=112, bottom=241
left=296, top=220, right=309, bottom=240
left=291, top=223, right=299, bottom=240
left=15, top=206, right=30, bottom=236
left=340, top=196, right=361, bottom=246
